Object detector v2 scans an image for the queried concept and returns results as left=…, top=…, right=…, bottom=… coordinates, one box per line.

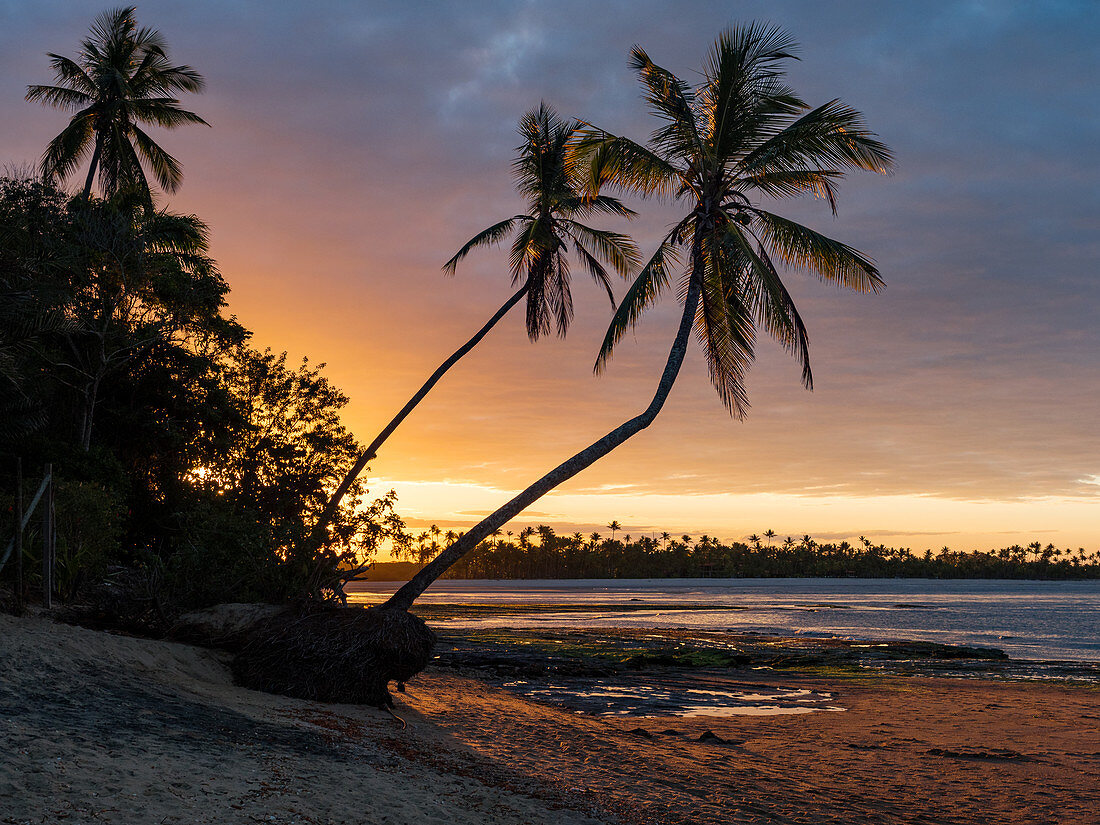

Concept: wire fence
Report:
left=2, top=460, right=56, bottom=609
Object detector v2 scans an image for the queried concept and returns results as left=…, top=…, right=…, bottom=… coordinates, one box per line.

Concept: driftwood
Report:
left=232, top=605, right=436, bottom=708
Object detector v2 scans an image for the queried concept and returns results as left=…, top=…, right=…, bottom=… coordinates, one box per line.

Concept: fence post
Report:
left=42, top=463, right=52, bottom=609
left=15, top=458, right=23, bottom=614
left=50, top=473, right=57, bottom=603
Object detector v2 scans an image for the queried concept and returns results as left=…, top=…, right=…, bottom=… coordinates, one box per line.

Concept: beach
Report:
left=2, top=612, right=1099, bottom=825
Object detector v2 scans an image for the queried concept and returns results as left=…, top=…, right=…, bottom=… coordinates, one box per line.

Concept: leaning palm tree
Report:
left=26, top=5, right=207, bottom=201
left=312, top=103, right=638, bottom=545
left=383, top=23, right=892, bottom=612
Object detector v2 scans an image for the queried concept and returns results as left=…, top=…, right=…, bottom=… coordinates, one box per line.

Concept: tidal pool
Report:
left=500, top=676, right=847, bottom=717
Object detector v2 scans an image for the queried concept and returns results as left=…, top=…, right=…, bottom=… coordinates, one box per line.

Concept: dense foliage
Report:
left=404, top=525, right=1100, bottom=581
left=0, top=175, right=405, bottom=610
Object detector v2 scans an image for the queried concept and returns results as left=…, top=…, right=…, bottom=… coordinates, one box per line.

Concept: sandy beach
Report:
left=2, top=613, right=1098, bottom=825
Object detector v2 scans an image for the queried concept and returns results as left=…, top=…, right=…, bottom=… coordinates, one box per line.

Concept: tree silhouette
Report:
left=26, top=6, right=208, bottom=202
left=312, top=104, right=637, bottom=546
left=383, top=24, right=892, bottom=611
left=441, top=529, right=1099, bottom=580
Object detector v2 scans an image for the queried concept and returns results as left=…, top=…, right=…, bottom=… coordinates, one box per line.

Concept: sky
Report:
left=2, top=1, right=1099, bottom=551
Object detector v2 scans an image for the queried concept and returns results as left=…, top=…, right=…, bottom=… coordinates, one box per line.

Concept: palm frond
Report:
left=508, top=219, right=542, bottom=283
left=724, top=221, right=814, bottom=389
left=116, top=129, right=153, bottom=203
left=25, top=83, right=93, bottom=111
left=88, top=6, right=137, bottom=49
left=548, top=249, right=572, bottom=337
left=749, top=208, right=884, bottom=293
left=562, top=220, right=639, bottom=278
left=441, top=217, right=525, bottom=275
left=738, top=99, right=895, bottom=178
left=739, top=169, right=841, bottom=213
left=703, top=24, right=804, bottom=161
left=570, top=239, right=616, bottom=308
left=695, top=225, right=754, bottom=416
left=129, top=98, right=210, bottom=128
left=559, top=194, right=637, bottom=220
left=39, top=113, right=95, bottom=181
left=513, top=101, right=572, bottom=202
left=139, top=211, right=210, bottom=256
left=594, top=226, right=683, bottom=373
left=629, top=46, right=705, bottom=166
left=522, top=247, right=562, bottom=340
left=574, top=128, right=681, bottom=198
left=47, top=52, right=97, bottom=92
left=130, top=124, right=184, bottom=192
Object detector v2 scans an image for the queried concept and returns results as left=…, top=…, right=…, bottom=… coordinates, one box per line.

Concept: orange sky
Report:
left=4, top=2, right=1098, bottom=552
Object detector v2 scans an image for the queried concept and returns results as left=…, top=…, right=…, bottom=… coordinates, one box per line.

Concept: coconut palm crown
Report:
left=577, top=23, right=894, bottom=415
left=444, top=102, right=639, bottom=340
left=26, top=5, right=208, bottom=201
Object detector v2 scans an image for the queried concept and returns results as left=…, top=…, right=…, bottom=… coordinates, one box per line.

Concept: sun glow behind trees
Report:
left=371, top=478, right=1100, bottom=560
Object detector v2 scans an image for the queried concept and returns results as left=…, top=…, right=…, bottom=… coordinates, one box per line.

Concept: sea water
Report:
left=348, top=578, right=1100, bottom=663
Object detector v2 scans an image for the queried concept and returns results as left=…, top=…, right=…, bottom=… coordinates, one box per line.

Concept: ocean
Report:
left=348, top=577, right=1100, bottom=663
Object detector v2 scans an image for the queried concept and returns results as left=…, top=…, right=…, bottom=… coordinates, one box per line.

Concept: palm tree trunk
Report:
left=384, top=269, right=703, bottom=612
left=82, top=134, right=102, bottom=199
left=311, top=282, right=530, bottom=545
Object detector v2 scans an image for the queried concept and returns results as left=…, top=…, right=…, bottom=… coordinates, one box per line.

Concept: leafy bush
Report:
left=53, top=479, right=124, bottom=600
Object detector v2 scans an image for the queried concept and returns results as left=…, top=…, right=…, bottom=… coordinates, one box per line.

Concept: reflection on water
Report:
left=349, top=578, right=1100, bottom=663
left=500, top=677, right=846, bottom=717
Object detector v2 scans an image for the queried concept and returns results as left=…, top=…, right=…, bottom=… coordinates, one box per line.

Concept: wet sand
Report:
left=403, top=671, right=1100, bottom=824
left=2, top=613, right=1098, bottom=824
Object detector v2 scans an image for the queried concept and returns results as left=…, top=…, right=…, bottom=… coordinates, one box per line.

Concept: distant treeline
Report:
left=397, top=525, right=1100, bottom=580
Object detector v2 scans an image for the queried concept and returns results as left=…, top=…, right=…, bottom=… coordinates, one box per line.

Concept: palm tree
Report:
left=312, top=104, right=638, bottom=545
left=26, top=6, right=208, bottom=201
left=383, top=23, right=891, bottom=612
left=607, top=519, right=622, bottom=541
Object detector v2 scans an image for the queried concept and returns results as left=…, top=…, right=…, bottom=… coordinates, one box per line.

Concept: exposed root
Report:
left=232, top=605, right=436, bottom=708
left=384, top=706, right=408, bottom=729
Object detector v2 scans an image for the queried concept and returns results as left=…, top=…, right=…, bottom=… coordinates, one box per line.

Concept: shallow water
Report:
left=501, top=677, right=846, bottom=717
left=349, top=578, right=1100, bottom=663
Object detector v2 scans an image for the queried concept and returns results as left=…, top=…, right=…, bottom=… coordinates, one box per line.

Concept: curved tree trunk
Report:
left=384, top=268, right=703, bottom=612
left=311, top=282, right=529, bottom=546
